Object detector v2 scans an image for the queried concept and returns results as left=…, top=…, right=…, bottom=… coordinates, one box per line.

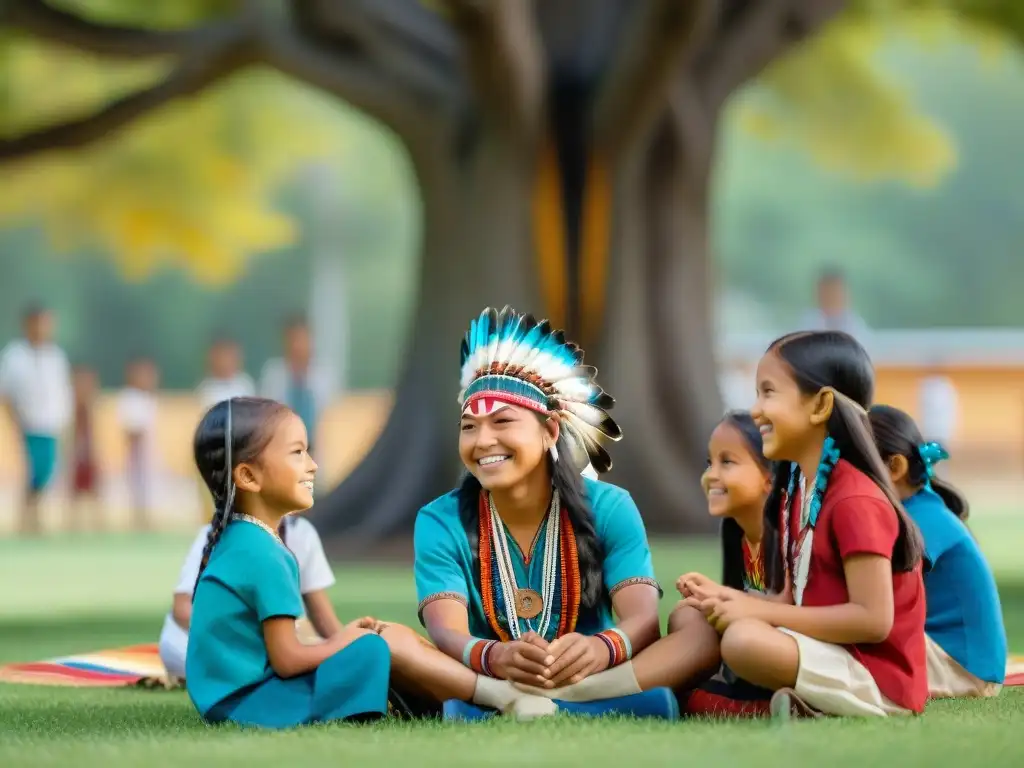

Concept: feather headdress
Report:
left=458, top=306, right=622, bottom=473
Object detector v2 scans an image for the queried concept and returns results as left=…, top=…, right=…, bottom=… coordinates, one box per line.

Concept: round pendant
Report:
left=515, top=588, right=543, bottom=620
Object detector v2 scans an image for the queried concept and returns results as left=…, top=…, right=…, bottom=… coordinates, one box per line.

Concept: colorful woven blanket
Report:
left=0, top=643, right=172, bottom=688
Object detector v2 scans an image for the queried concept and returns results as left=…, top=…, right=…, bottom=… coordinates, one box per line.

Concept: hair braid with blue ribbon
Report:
left=786, top=435, right=842, bottom=529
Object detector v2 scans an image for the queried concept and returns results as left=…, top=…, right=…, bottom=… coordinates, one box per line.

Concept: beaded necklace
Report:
left=478, top=491, right=581, bottom=642
left=780, top=437, right=840, bottom=605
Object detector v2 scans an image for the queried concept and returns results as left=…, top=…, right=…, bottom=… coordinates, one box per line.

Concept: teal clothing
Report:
left=287, top=380, right=318, bottom=451
left=186, top=520, right=390, bottom=728
left=905, top=488, right=1007, bottom=684
left=414, top=478, right=660, bottom=641
left=24, top=433, right=57, bottom=491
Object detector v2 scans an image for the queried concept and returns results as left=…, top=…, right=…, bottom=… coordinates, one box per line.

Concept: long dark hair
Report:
left=761, top=332, right=924, bottom=593
left=192, top=397, right=292, bottom=597
left=458, top=427, right=605, bottom=611
left=716, top=411, right=773, bottom=591
left=869, top=404, right=969, bottom=522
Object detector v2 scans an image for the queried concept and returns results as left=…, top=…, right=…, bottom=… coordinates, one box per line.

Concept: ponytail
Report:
left=762, top=461, right=792, bottom=595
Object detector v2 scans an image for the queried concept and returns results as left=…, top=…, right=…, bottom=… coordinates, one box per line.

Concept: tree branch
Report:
left=292, top=0, right=460, bottom=108
left=592, top=0, right=716, bottom=155
left=444, top=0, right=546, bottom=142
left=0, top=41, right=252, bottom=162
left=696, top=0, right=849, bottom=109
left=3, top=0, right=242, bottom=58
left=252, top=0, right=434, bottom=137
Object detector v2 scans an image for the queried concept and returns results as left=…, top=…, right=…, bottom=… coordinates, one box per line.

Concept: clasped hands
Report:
left=490, top=631, right=609, bottom=688
left=675, top=572, right=765, bottom=633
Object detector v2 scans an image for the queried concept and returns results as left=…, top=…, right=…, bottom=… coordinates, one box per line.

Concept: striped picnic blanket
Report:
left=0, top=643, right=171, bottom=687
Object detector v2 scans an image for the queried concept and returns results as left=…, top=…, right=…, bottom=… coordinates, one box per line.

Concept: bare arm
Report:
left=171, top=593, right=192, bottom=631
left=757, top=554, right=895, bottom=644
left=420, top=599, right=475, bottom=662
left=302, top=590, right=343, bottom=639
left=263, top=617, right=373, bottom=679
left=609, top=583, right=661, bottom=655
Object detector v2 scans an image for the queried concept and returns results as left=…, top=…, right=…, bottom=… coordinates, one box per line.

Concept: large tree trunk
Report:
left=314, top=89, right=723, bottom=544
left=310, top=1, right=730, bottom=546
left=594, top=87, right=722, bottom=534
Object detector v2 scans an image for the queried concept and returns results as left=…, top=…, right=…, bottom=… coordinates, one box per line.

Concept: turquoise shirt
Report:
left=905, top=487, right=1007, bottom=684
left=186, top=520, right=304, bottom=716
left=413, top=478, right=660, bottom=641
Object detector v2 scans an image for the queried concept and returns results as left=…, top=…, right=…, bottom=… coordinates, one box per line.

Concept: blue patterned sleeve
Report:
left=597, top=489, right=662, bottom=598
left=414, top=502, right=471, bottom=624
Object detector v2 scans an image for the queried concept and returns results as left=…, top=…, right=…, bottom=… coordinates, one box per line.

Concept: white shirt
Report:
left=0, top=339, right=72, bottom=435
left=259, top=358, right=333, bottom=416
left=117, top=387, right=157, bottom=470
left=195, top=373, right=256, bottom=411
left=918, top=375, right=959, bottom=443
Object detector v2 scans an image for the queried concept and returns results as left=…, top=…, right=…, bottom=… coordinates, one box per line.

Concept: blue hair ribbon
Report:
left=918, top=441, right=949, bottom=485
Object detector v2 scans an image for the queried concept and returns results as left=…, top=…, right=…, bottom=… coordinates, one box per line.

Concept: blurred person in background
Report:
left=260, top=316, right=332, bottom=458
left=798, top=269, right=871, bottom=343
left=0, top=303, right=72, bottom=535
left=117, top=356, right=160, bottom=531
left=918, top=363, right=959, bottom=458
left=196, top=337, right=255, bottom=411
left=69, top=364, right=102, bottom=531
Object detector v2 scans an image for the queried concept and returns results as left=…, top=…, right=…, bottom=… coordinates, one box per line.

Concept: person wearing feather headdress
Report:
left=413, top=307, right=721, bottom=720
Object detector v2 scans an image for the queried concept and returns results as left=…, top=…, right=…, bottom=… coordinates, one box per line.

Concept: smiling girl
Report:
left=679, top=411, right=776, bottom=716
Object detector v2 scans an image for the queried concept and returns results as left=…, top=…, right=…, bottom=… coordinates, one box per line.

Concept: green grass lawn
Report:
left=1, top=516, right=1022, bottom=766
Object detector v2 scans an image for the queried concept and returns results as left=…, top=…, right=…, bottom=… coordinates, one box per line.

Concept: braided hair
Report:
left=191, top=396, right=291, bottom=598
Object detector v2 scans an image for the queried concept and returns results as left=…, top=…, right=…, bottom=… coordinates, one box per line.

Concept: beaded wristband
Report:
left=462, top=638, right=498, bottom=676
left=596, top=628, right=632, bottom=667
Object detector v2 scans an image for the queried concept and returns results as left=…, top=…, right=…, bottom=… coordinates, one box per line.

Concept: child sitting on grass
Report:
left=678, top=411, right=776, bottom=716
left=159, top=513, right=339, bottom=682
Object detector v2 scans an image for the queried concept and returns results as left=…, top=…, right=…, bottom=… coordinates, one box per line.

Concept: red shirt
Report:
left=785, top=459, right=927, bottom=713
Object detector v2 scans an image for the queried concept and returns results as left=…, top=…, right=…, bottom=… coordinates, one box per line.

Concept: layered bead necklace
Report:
left=487, top=491, right=560, bottom=640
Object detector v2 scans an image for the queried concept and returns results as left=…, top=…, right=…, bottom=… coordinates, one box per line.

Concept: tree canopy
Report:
left=0, top=0, right=1022, bottom=284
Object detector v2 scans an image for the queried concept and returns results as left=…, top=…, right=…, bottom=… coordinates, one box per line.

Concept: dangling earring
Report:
left=549, top=443, right=559, bottom=463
